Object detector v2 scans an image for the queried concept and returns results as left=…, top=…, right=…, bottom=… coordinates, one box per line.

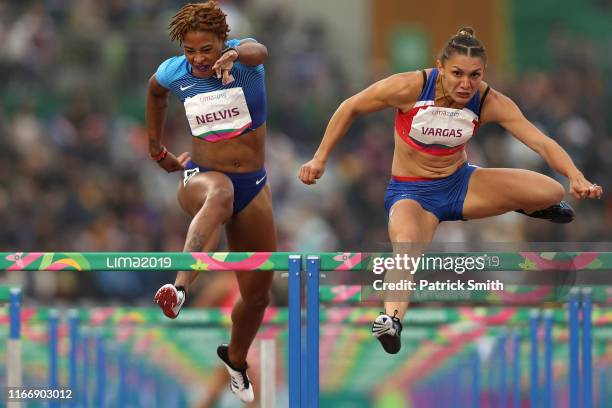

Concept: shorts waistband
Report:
left=185, top=160, right=265, bottom=179
left=391, top=175, right=438, bottom=182
left=391, top=162, right=468, bottom=182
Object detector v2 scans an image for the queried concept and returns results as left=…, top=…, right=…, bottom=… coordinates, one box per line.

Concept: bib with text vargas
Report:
left=409, top=104, right=478, bottom=148
left=184, top=88, right=253, bottom=142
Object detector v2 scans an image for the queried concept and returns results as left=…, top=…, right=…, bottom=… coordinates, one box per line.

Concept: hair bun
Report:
left=457, top=27, right=475, bottom=37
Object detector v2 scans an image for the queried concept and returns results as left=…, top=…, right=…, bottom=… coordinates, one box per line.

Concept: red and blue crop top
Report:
left=395, top=68, right=489, bottom=156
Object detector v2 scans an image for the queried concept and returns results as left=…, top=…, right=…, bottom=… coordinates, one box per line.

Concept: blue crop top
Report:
left=155, top=38, right=266, bottom=142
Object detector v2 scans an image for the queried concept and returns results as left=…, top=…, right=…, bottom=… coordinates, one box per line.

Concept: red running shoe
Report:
left=154, top=284, right=185, bottom=319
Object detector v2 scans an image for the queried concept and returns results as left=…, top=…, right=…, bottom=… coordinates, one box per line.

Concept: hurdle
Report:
left=1, top=251, right=611, bottom=407
left=0, top=286, right=23, bottom=408
left=303, top=252, right=610, bottom=408
left=2, top=307, right=611, bottom=406
left=10, top=307, right=248, bottom=407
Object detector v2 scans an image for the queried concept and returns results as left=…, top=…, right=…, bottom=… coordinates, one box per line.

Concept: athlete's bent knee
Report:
left=550, top=180, right=565, bottom=203
left=204, top=188, right=234, bottom=219
left=543, top=179, right=565, bottom=206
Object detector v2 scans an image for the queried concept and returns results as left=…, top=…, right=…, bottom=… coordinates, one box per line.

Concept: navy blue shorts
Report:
left=384, top=162, right=478, bottom=221
left=183, top=160, right=267, bottom=216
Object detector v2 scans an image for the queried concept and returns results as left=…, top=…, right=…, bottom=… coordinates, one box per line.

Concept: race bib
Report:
left=184, top=88, right=253, bottom=142
left=410, top=107, right=477, bottom=147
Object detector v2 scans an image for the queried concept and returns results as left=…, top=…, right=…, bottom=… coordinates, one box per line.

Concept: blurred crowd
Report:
left=1, top=1, right=611, bottom=302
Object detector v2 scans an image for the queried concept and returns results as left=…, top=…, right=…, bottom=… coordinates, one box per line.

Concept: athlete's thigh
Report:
left=386, top=200, right=438, bottom=289
left=388, top=199, right=439, bottom=246
left=462, top=168, right=564, bottom=220
left=226, top=184, right=277, bottom=252
left=177, top=171, right=234, bottom=217
left=226, top=185, right=277, bottom=294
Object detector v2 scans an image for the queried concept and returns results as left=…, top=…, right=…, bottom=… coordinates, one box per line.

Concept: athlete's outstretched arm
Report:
left=212, top=40, right=267, bottom=85
left=299, top=72, right=422, bottom=185
left=232, top=39, right=268, bottom=66
left=146, top=75, right=190, bottom=172
left=481, top=89, right=603, bottom=200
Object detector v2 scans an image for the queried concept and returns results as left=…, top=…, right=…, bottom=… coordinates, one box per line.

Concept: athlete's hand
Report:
left=299, top=158, right=326, bottom=185
left=569, top=173, right=603, bottom=200
left=213, top=50, right=237, bottom=85
left=158, top=151, right=191, bottom=173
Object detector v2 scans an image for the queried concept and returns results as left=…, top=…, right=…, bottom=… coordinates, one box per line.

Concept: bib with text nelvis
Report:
left=184, top=88, right=253, bottom=142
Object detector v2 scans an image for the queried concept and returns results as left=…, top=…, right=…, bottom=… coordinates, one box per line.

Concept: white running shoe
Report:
left=153, top=284, right=185, bottom=319
left=217, top=344, right=255, bottom=403
left=372, top=311, right=403, bottom=354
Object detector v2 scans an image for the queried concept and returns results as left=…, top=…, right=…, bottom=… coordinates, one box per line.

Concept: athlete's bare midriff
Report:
left=391, top=131, right=467, bottom=178
left=191, top=123, right=266, bottom=172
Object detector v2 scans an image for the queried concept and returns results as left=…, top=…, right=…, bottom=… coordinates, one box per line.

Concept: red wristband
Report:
left=149, top=146, right=168, bottom=162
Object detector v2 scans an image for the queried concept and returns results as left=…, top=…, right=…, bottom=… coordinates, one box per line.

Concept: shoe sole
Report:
left=549, top=209, right=575, bottom=224
left=377, top=334, right=401, bottom=354
left=154, top=286, right=179, bottom=319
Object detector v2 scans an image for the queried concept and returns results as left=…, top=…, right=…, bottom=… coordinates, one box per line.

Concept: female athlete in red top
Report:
left=299, top=27, right=602, bottom=354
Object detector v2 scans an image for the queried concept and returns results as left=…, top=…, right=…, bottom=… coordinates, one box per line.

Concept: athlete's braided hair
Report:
left=169, top=1, right=230, bottom=44
left=440, top=26, right=487, bottom=64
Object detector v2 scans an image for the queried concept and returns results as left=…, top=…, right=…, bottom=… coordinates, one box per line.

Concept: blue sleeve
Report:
left=226, top=38, right=258, bottom=48
left=155, top=56, right=185, bottom=89
left=226, top=38, right=263, bottom=70
left=226, top=38, right=241, bottom=48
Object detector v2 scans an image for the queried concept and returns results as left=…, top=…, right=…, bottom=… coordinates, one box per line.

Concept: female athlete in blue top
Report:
left=299, top=27, right=603, bottom=355
left=147, top=2, right=275, bottom=401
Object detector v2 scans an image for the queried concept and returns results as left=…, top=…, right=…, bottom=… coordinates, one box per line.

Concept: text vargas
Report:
left=421, top=127, right=463, bottom=137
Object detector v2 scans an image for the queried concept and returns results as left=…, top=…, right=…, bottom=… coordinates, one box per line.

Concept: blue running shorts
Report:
left=183, top=160, right=267, bottom=216
left=384, top=162, right=478, bottom=221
